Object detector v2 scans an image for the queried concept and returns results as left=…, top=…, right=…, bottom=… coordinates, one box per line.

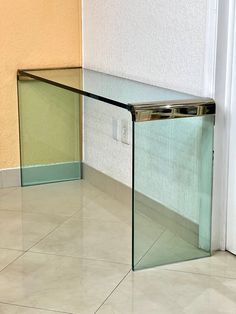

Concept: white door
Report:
left=226, top=9, right=236, bottom=254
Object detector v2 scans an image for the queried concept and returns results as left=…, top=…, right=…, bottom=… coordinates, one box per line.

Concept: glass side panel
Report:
left=22, top=68, right=195, bottom=107
left=133, top=115, right=214, bottom=270
left=18, top=79, right=82, bottom=186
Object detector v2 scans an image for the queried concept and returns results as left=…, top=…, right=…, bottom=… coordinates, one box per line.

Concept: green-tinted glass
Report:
left=18, top=80, right=82, bottom=186
left=18, top=67, right=215, bottom=270
left=133, top=115, right=214, bottom=270
left=21, top=68, right=194, bottom=107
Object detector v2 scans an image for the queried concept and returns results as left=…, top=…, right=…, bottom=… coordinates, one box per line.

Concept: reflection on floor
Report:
left=0, top=180, right=235, bottom=313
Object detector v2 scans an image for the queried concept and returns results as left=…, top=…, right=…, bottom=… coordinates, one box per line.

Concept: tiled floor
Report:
left=0, top=180, right=235, bottom=313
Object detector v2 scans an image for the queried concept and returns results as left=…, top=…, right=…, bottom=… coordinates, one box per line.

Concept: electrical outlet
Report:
left=121, top=119, right=130, bottom=145
left=112, top=117, right=120, bottom=141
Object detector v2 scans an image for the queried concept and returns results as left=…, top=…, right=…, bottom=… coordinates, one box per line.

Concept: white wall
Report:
left=83, top=97, right=132, bottom=186
left=82, top=0, right=213, bottom=180
left=83, top=0, right=210, bottom=95
left=134, top=116, right=214, bottom=224
left=82, top=0, right=217, bottom=226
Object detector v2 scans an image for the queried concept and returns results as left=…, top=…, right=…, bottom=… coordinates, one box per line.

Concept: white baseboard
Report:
left=0, top=167, right=21, bottom=188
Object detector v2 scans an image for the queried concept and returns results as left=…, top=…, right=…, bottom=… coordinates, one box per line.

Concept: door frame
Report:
left=211, top=0, right=236, bottom=252
left=225, top=0, right=236, bottom=254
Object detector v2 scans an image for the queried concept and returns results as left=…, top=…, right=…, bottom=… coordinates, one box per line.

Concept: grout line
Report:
left=0, top=209, right=83, bottom=256
left=134, top=228, right=166, bottom=268
left=0, top=251, right=26, bottom=274
left=26, top=193, right=130, bottom=253
left=24, top=196, right=100, bottom=253
left=0, top=181, right=127, bottom=259
left=0, top=301, right=72, bottom=314
left=94, top=269, right=132, bottom=313
left=0, top=247, right=24, bottom=252
left=26, top=250, right=132, bottom=266
left=158, top=267, right=236, bottom=281
left=24, top=206, right=86, bottom=253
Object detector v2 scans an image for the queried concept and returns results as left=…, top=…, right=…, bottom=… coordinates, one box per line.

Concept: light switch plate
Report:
left=121, top=119, right=130, bottom=145
left=112, top=117, right=120, bottom=141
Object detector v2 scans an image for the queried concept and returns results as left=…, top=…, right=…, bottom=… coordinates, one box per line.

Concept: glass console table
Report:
left=17, top=67, right=215, bottom=271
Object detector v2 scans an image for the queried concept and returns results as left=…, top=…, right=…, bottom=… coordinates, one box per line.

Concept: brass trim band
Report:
left=130, top=98, right=215, bottom=122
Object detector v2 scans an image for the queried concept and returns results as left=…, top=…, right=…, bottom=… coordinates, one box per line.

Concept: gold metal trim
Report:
left=131, top=98, right=215, bottom=122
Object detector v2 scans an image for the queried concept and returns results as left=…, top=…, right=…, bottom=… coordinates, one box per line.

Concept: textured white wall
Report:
left=83, top=0, right=211, bottom=188
left=83, top=97, right=132, bottom=186
left=134, top=116, right=214, bottom=224
left=83, top=0, right=209, bottom=95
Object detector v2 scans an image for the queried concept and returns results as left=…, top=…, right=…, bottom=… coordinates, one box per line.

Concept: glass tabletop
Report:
left=19, top=67, right=195, bottom=109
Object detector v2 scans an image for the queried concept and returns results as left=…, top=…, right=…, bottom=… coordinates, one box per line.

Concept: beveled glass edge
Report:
left=17, top=68, right=216, bottom=121
left=17, top=67, right=130, bottom=111
left=130, top=98, right=215, bottom=122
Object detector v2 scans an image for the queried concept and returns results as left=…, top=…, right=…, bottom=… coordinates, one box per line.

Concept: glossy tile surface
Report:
left=0, top=249, right=22, bottom=271
left=0, top=181, right=101, bottom=215
left=0, top=252, right=130, bottom=314
left=0, top=187, right=16, bottom=195
left=162, top=251, right=236, bottom=279
left=0, top=181, right=235, bottom=314
left=30, top=213, right=131, bottom=264
left=0, top=303, right=65, bottom=314
left=77, top=192, right=131, bottom=224
left=0, top=181, right=104, bottom=251
left=29, top=186, right=132, bottom=264
left=0, top=210, right=66, bottom=250
left=97, top=264, right=236, bottom=314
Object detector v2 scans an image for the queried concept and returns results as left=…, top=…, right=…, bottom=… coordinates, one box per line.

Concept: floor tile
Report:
left=0, top=303, right=67, bottom=314
left=0, top=252, right=130, bottom=314
left=2, top=180, right=235, bottom=313
left=0, top=210, right=66, bottom=251
left=30, top=214, right=132, bottom=264
left=72, top=191, right=131, bottom=224
left=0, top=249, right=22, bottom=272
left=0, top=181, right=102, bottom=216
left=0, top=189, right=22, bottom=211
left=0, top=187, right=16, bottom=199
left=161, top=251, right=236, bottom=279
left=96, top=268, right=236, bottom=314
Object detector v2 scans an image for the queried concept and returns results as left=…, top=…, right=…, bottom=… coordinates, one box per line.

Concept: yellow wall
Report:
left=0, top=0, right=82, bottom=169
